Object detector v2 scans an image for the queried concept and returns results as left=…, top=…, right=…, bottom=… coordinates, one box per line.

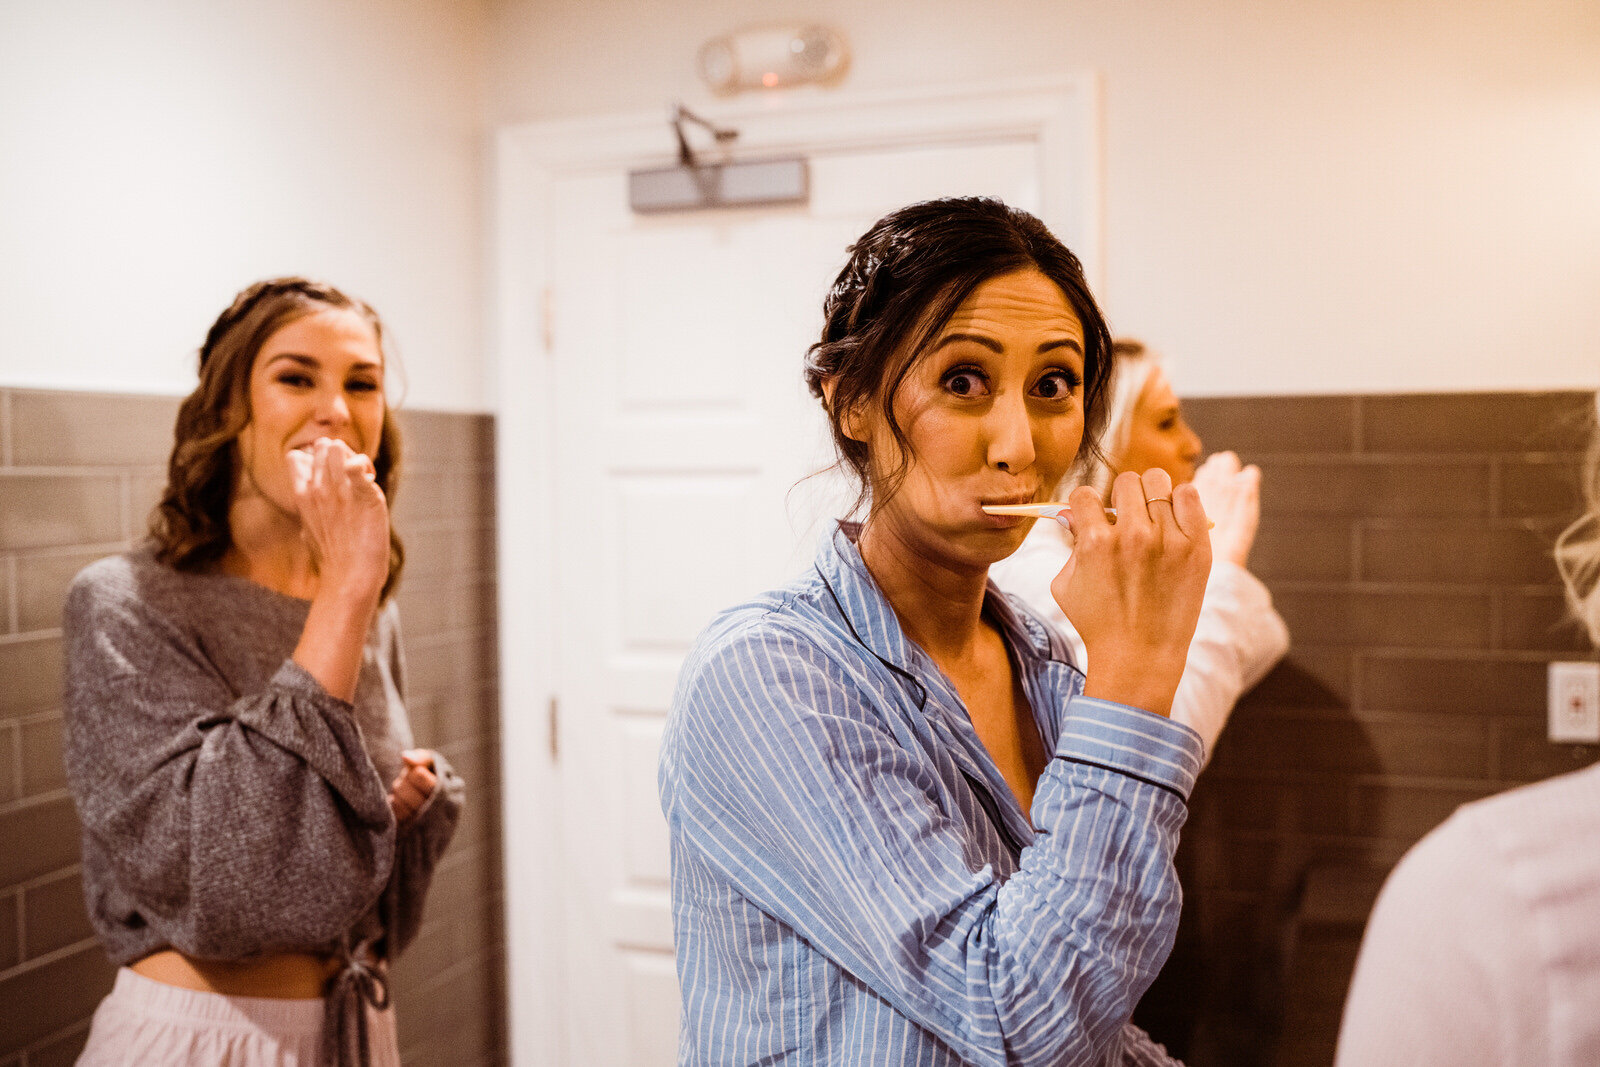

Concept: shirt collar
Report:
left=816, top=521, right=1059, bottom=674
left=814, top=521, right=926, bottom=676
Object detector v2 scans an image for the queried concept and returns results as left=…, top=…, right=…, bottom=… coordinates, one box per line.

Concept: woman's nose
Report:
left=1182, top=424, right=1203, bottom=459
left=315, top=390, right=352, bottom=426
left=987, top=393, right=1036, bottom=472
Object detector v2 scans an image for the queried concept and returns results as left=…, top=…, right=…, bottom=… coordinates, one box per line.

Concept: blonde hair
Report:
left=1554, top=392, right=1600, bottom=644
left=1063, top=339, right=1162, bottom=498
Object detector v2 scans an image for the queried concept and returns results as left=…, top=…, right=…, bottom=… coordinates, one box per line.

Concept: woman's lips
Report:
left=285, top=437, right=361, bottom=455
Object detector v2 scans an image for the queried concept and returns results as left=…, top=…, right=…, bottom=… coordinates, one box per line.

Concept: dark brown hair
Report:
left=149, top=277, right=405, bottom=601
left=803, top=197, right=1115, bottom=516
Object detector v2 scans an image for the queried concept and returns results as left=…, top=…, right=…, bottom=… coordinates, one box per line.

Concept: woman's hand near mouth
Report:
left=288, top=436, right=390, bottom=597
left=288, top=437, right=392, bottom=702
left=1049, top=468, right=1211, bottom=718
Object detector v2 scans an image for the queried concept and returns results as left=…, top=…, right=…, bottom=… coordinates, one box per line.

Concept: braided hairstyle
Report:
left=149, top=277, right=406, bottom=601
left=803, top=197, right=1114, bottom=518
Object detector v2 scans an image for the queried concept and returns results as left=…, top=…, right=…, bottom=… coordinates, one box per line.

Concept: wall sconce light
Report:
left=697, top=24, right=849, bottom=94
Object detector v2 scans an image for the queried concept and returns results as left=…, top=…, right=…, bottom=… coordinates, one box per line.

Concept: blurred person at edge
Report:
left=63, top=278, right=462, bottom=1067
left=990, top=339, right=1290, bottom=766
left=1334, top=393, right=1600, bottom=1066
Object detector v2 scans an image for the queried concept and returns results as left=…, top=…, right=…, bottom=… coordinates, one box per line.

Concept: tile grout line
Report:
left=0, top=389, right=10, bottom=467
left=13, top=877, right=24, bottom=976
left=20, top=1019, right=93, bottom=1064
left=1485, top=715, right=1505, bottom=781
left=1349, top=518, right=1363, bottom=584
left=7, top=721, right=20, bottom=805
left=0, top=934, right=102, bottom=985
left=5, top=554, right=16, bottom=635
left=1488, top=588, right=1503, bottom=653
left=14, top=868, right=25, bottom=964
left=0, top=785, right=71, bottom=818
left=1349, top=645, right=1365, bottom=716
left=9, top=863, right=83, bottom=898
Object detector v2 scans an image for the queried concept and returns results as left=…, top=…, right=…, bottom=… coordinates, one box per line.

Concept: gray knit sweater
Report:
left=63, top=547, right=462, bottom=1045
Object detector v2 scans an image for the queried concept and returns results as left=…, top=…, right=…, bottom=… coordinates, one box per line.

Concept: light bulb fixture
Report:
left=697, top=24, right=849, bottom=94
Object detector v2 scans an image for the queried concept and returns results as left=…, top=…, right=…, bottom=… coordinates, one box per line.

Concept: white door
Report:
left=494, top=78, right=1101, bottom=1067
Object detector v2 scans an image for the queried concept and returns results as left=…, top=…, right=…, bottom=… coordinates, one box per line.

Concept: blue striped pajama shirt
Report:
left=659, top=523, right=1203, bottom=1066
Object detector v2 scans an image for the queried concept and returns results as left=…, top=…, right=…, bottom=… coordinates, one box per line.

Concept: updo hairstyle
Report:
left=803, top=197, right=1115, bottom=516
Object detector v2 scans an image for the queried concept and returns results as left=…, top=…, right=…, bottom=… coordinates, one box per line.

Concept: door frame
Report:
left=490, top=73, right=1103, bottom=1066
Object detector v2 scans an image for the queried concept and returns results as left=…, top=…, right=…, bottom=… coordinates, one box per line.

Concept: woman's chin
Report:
left=966, top=521, right=1034, bottom=565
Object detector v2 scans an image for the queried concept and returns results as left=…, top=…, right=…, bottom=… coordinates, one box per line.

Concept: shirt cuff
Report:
left=270, top=658, right=356, bottom=713
left=407, top=757, right=441, bottom=823
left=1057, top=696, right=1205, bottom=801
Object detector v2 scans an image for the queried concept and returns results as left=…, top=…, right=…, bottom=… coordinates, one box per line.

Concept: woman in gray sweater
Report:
left=64, top=278, right=463, bottom=1066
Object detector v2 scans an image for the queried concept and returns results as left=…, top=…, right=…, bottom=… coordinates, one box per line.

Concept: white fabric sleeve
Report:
left=990, top=525, right=1291, bottom=764
left=1334, top=810, right=1536, bottom=1066
left=1170, top=560, right=1290, bottom=762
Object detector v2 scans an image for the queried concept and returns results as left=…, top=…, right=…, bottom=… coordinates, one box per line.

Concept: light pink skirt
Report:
left=76, top=967, right=400, bottom=1066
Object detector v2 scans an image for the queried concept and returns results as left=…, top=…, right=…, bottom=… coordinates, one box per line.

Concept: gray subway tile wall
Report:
left=0, top=388, right=506, bottom=1066
left=387, top=410, right=506, bottom=1066
left=1158, top=389, right=1599, bottom=1067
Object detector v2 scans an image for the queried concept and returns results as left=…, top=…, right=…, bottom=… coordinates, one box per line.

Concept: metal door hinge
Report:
left=548, top=695, right=560, bottom=761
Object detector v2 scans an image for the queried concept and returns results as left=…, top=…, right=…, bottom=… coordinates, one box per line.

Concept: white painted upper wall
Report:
left=0, top=0, right=489, bottom=410
left=487, top=0, right=1600, bottom=396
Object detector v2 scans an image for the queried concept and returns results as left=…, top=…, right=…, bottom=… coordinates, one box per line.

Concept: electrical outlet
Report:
left=1548, top=662, right=1600, bottom=743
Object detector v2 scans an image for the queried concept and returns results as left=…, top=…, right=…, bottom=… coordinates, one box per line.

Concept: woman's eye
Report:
left=1033, top=371, right=1081, bottom=399
left=1158, top=417, right=1178, bottom=431
left=943, top=370, right=988, bottom=397
left=277, top=373, right=313, bottom=388
left=347, top=379, right=380, bottom=393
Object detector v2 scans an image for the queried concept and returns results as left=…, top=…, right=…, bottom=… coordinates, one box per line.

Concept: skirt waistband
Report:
left=106, top=967, right=324, bottom=1034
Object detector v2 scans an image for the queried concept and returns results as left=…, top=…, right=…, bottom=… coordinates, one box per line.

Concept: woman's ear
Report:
left=821, top=377, right=870, bottom=444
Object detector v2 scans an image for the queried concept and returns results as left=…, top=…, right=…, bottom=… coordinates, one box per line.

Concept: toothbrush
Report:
left=982, top=502, right=1112, bottom=522
left=981, top=502, right=1214, bottom=528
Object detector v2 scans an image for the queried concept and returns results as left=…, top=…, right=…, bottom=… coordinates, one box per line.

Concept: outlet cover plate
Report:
left=1548, top=661, right=1600, bottom=743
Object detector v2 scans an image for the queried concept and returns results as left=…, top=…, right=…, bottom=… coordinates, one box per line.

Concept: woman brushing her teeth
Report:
left=661, top=198, right=1210, bottom=1065
left=64, top=278, right=462, bottom=1066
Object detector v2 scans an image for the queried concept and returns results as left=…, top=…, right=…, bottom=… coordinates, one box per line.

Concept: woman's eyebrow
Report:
left=263, top=353, right=382, bottom=374
left=264, top=353, right=320, bottom=369
left=932, top=333, right=1084, bottom=356
left=933, top=332, right=1003, bottom=353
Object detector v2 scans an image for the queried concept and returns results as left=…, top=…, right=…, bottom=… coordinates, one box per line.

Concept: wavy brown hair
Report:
left=149, top=277, right=405, bottom=601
